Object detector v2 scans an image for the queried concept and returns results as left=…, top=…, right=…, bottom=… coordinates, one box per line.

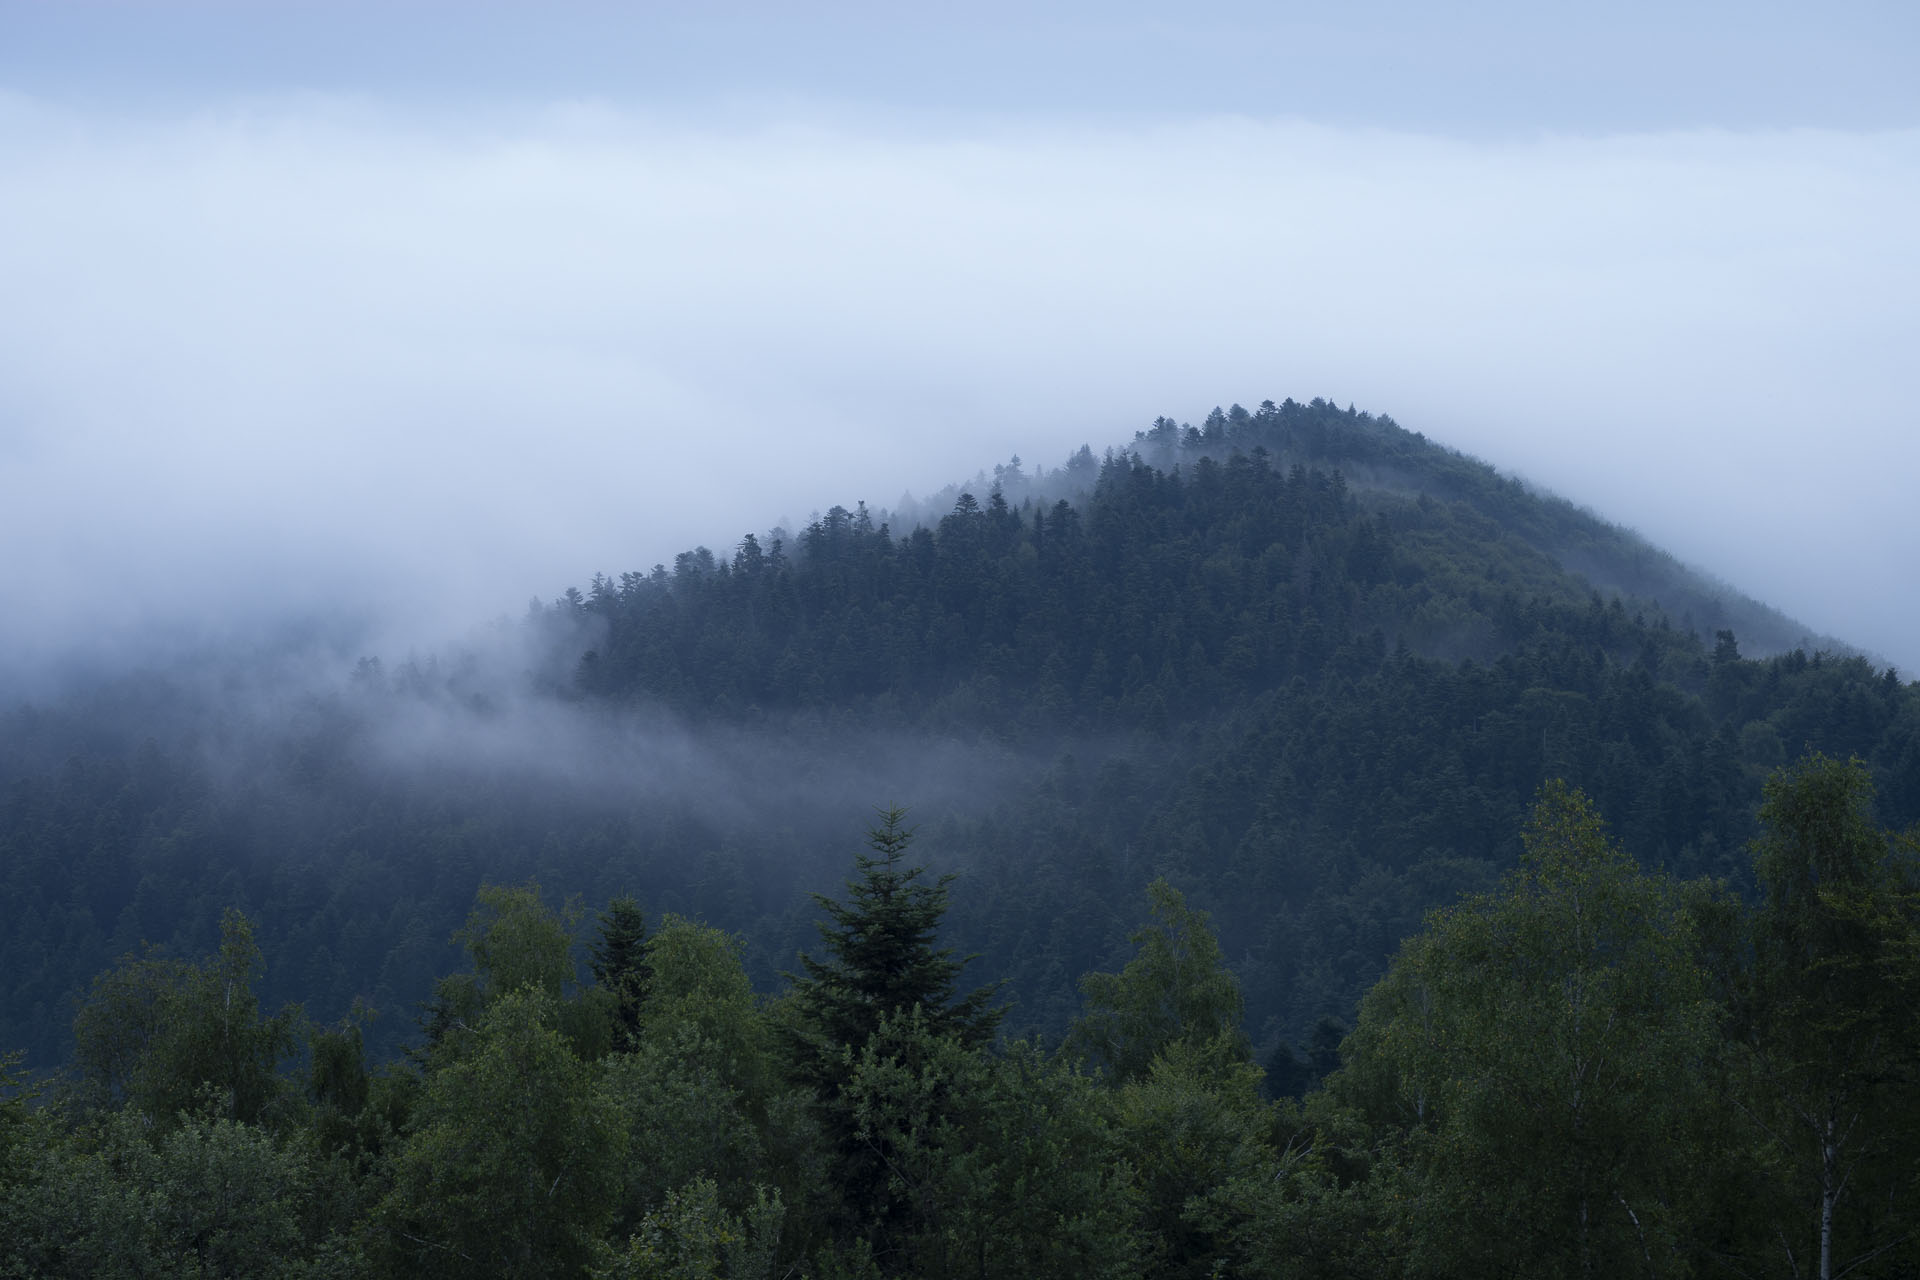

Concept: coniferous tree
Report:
left=592, top=896, right=651, bottom=1053
left=783, top=808, right=1001, bottom=1261
left=786, top=808, right=1001, bottom=1083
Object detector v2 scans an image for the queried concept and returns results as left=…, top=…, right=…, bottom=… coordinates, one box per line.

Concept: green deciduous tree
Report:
left=376, top=985, right=624, bottom=1278
left=422, top=883, right=607, bottom=1065
left=1729, top=753, right=1920, bottom=1280
left=70, top=909, right=300, bottom=1128
left=593, top=1175, right=785, bottom=1280
left=1111, top=1038, right=1275, bottom=1280
left=1058, top=879, right=1273, bottom=1278
left=600, top=916, right=797, bottom=1238
left=1067, top=878, right=1248, bottom=1083
left=835, top=1011, right=1142, bottom=1279
left=0, top=1107, right=352, bottom=1279
left=1330, top=781, right=1722, bottom=1278
left=0, top=1049, right=33, bottom=1174
left=455, top=881, right=578, bottom=1003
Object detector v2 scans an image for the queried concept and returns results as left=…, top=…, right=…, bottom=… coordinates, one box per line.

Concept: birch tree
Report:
left=1732, top=754, right=1920, bottom=1280
left=375, top=986, right=624, bottom=1279
left=1332, top=781, right=1721, bottom=1278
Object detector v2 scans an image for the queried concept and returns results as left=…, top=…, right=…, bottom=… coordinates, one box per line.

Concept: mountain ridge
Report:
left=866, top=398, right=1848, bottom=678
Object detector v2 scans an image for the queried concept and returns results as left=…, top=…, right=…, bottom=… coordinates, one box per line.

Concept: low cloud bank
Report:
left=2, top=97, right=1915, bottom=684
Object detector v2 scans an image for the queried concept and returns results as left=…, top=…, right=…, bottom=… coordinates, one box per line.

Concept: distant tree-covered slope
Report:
left=912, top=397, right=1844, bottom=664
left=2, top=397, right=1914, bottom=1074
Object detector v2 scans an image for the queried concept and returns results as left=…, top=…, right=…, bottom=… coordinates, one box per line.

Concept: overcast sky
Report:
left=2, top=1, right=1917, bottom=684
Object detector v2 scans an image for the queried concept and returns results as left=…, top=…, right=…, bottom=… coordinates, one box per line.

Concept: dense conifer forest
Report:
left=3, top=398, right=1917, bottom=1275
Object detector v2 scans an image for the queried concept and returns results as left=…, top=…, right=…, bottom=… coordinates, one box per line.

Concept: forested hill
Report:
left=574, top=396, right=1821, bottom=726
left=2, top=398, right=1916, bottom=1078
left=904, top=397, right=1841, bottom=664
left=547, top=395, right=1918, bottom=1041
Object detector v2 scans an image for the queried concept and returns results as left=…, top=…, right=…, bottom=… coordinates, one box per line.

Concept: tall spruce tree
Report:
left=783, top=807, right=1001, bottom=1258
left=786, top=807, right=1000, bottom=1077
left=591, top=895, right=651, bottom=1053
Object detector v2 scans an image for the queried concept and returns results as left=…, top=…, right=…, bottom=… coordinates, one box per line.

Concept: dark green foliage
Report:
left=0, top=1049, right=33, bottom=1177
left=1110, top=1041, right=1275, bottom=1280
left=0, top=1105, right=361, bottom=1278
left=591, top=895, right=650, bottom=1052
left=70, top=910, right=300, bottom=1128
left=1724, top=755, right=1920, bottom=1280
left=786, top=809, right=1002, bottom=1081
left=419, top=883, right=610, bottom=1066
left=1067, top=879, right=1248, bottom=1082
left=593, top=1176, right=786, bottom=1280
left=836, top=1013, right=1143, bottom=1279
left=309, top=1018, right=371, bottom=1120
left=455, top=882, right=579, bottom=1004
left=1064, top=879, right=1293, bottom=1278
left=784, top=809, right=1002, bottom=1263
left=1329, top=782, right=1725, bottom=1276
left=600, top=915, right=799, bottom=1242
left=373, top=986, right=624, bottom=1280
left=1, top=761, right=1918, bottom=1278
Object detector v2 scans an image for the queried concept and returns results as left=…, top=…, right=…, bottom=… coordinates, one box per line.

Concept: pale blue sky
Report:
left=7, top=2, right=1917, bottom=133
left=2, top=2, right=1917, bottom=679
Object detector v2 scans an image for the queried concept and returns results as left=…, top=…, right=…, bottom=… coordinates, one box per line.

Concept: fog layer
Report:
left=2, top=97, right=1916, bottom=682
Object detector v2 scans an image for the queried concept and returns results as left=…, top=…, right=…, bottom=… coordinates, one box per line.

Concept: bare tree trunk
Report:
left=1819, top=1113, right=1836, bottom=1280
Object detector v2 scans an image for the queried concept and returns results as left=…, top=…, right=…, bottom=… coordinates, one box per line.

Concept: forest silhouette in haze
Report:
left=3, top=397, right=1918, bottom=1277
